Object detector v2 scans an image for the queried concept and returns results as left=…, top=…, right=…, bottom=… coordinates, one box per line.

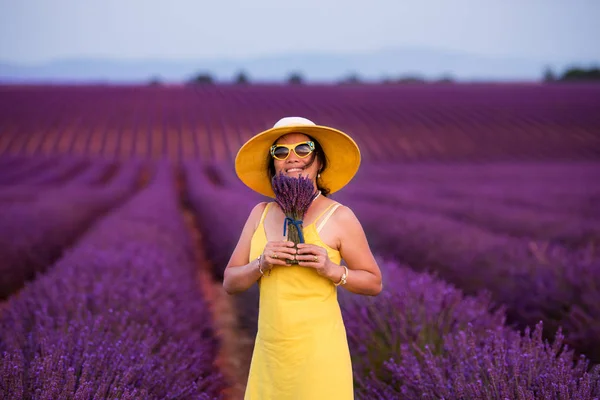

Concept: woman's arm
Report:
left=333, top=205, right=383, bottom=296
left=222, top=202, right=267, bottom=294
left=222, top=202, right=297, bottom=294
left=295, top=204, right=383, bottom=296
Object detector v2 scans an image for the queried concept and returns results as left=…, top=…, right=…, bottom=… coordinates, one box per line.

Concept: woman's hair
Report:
left=266, top=134, right=331, bottom=196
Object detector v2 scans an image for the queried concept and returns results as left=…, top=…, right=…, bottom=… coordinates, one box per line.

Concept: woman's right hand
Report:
left=260, top=240, right=297, bottom=272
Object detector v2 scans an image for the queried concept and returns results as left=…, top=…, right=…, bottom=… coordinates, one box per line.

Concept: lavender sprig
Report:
left=271, top=172, right=319, bottom=260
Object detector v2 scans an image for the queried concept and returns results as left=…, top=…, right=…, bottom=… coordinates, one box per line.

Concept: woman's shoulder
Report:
left=323, top=197, right=347, bottom=211
left=311, top=198, right=350, bottom=226
left=248, top=201, right=273, bottom=230
left=249, top=201, right=271, bottom=217
left=325, top=200, right=358, bottom=224
left=251, top=201, right=269, bottom=211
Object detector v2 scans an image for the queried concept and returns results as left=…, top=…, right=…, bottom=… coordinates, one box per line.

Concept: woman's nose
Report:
left=286, top=152, right=301, bottom=162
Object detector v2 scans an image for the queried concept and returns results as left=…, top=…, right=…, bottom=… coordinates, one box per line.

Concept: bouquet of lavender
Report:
left=272, top=172, right=320, bottom=265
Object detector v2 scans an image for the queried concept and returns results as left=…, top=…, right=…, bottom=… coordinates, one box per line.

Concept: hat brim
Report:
left=235, top=124, right=361, bottom=198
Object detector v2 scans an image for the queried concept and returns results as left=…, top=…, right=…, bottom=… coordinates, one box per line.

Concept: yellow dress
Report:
left=244, top=201, right=354, bottom=400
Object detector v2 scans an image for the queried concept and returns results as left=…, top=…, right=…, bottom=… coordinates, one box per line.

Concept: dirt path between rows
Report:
left=178, top=181, right=254, bottom=400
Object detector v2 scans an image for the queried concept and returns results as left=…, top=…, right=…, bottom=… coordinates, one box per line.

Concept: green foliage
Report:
left=395, top=75, right=426, bottom=84
left=561, top=66, right=600, bottom=81
left=435, top=74, right=455, bottom=83
left=380, top=74, right=455, bottom=85
left=543, top=66, right=556, bottom=82
left=188, top=72, right=214, bottom=85
left=287, top=71, right=304, bottom=85
left=234, top=70, right=249, bottom=84
left=544, top=65, right=600, bottom=82
left=337, top=72, right=362, bottom=85
left=148, top=76, right=163, bottom=86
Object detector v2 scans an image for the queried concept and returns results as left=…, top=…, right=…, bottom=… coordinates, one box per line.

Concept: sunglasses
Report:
left=270, top=141, right=316, bottom=160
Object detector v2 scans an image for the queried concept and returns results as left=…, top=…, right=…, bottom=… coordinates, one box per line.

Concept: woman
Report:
left=223, top=116, right=382, bottom=399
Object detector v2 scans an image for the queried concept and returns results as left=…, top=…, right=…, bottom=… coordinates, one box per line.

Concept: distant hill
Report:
left=0, top=46, right=597, bottom=84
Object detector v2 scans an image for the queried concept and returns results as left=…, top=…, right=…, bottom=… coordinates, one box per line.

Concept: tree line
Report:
left=543, top=66, right=600, bottom=82
left=148, top=65, right=600, bottom=86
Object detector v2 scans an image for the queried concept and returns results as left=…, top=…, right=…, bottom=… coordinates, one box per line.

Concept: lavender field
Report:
left=1, top=83, right=600, bottom=399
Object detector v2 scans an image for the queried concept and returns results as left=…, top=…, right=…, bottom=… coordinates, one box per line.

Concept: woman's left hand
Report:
left=295, top=243, right=337, bottom=279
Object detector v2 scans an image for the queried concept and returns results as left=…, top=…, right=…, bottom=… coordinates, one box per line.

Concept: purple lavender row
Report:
left=0, top=156, right=84, bottom=197
left=0, top=154, right=30, bottom=169
left=0, top=161, right=225, bottom=399
left=0, top=161, right=141, bottom=299
left=0, top=159, right=114, bottom=203
left=428, top=181, right=600, bottom=221
left=182, top=160, right=264, bottom=336
left=205, top=162, right=252, bottom=191
left=442, top=184, right=600, bottom=221
left=342, top=182, right=599, bottom=247
left=332, top=195, right=600, bottom=363
left=352, top=162, right=600, bottom=216
left=338, top=259, right=600, bottom=399
left=2, top=84, right=599, bottom=133
left=0, top=155, right=35, bottom=173
left=62, top=159, right=113, bottom=186
left=352, top=162, right=600, bottom=220
left=0, top=156, right=60, bottom=185
left=2, top=84, right=599, bottom=162
left=356, top=161, right=600, bottom=182
left=16, top=157, right=89, bottom=186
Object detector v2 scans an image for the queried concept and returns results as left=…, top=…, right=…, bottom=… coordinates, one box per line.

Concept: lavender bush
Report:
left=203, top=162, right=249, bottom=191
left=0, top=159, right=114, bottom=203
left=343, top=181, right=599, bottom=248
left=0, top=156, right=60, bottom=185
left=339, top=260, right=600, bottom=399
left=0, top=161, right=140, bottom=299
left=0, top=156, right=31, bottom=177
left=17, top=157, right=88, bottom=185
left=0, top=154, right=26, bottom=167
left=333, top=193, right=600, bottom=363
left=0, top=161, right=225, bottom=399
left=351, top=162, right=600, bottom=220
left=546, top=247, right=600, bottom=363
left=63, top=159, right=113, bottom=186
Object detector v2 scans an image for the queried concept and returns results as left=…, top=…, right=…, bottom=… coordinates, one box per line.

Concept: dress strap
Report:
left=316, top=203, right=341, bottom=233
left=258, top=202, right=272, bottom=226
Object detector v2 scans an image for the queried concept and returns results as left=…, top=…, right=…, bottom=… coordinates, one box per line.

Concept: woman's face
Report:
left=272, top=133, right=321, bottom=181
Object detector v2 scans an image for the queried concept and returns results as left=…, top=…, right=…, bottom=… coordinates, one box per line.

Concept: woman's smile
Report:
left=285, top=166, right=305, bottom=173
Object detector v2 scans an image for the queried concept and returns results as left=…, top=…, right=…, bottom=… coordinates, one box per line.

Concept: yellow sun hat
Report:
left=235, top=116, right=361, bottom=198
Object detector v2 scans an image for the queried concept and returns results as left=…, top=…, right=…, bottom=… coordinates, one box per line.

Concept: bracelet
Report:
left=333, top=265, right=348, bottom=286
left=257, top=254, right=265, bottom=275
left=257, top=254, right=270, bottom=276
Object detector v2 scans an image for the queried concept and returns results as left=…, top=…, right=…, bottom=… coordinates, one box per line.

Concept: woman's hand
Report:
left=261, top=240, right=297, bottom=272
left=296, top=243, right=341, bottom=282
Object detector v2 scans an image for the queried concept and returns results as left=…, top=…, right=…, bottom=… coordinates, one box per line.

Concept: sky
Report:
left=0, top=0, right=599, bottom=65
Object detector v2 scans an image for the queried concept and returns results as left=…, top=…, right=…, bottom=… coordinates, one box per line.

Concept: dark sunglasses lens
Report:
left=295, top=144, right=312, bottom=157
left=273, top=146, right=290, bottom=159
